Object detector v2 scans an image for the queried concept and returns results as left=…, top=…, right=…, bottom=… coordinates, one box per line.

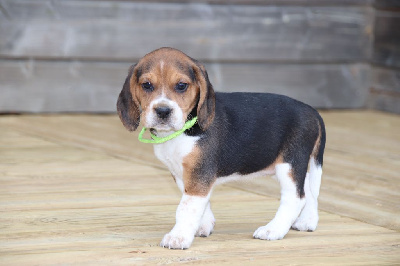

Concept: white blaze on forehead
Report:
left=160, top=60, right=164, bottom=74
left=149, top=95, right=175, bottom=109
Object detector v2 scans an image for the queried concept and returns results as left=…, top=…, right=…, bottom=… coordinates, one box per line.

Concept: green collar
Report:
left=138, top=116, right=198, bottom=144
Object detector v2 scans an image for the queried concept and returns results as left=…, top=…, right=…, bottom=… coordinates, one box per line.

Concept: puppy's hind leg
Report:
left=292, top=157, right=322, bottom=231
left=253, top=163, right=305, bottom=240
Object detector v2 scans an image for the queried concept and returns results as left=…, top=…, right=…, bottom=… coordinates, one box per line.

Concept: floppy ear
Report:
left=194, top=62, right=216, bottom=130
left=117, top=64, right=141, bottom=131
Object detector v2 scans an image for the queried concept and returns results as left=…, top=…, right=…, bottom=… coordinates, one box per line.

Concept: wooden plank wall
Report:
left=0, top=0, right=398, bottom=113
left=368, top=1, right=400, bottom=113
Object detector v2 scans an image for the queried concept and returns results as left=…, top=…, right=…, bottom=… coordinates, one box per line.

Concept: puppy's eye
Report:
left=142, top=82, right=154, bottom=92
left=175, top=82, right=188, bottom=93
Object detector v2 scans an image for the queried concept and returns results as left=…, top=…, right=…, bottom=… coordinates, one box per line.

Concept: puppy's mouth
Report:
left=150, top=125, right=172, bottom=132
left=149, top=125, right=175, bottom=138
left=149, top=128, right=158, bottom=135
left=149, top=122, right=179, bottom=133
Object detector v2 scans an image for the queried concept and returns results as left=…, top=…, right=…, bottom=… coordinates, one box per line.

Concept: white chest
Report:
left=154, top=134, right=200, bottom=183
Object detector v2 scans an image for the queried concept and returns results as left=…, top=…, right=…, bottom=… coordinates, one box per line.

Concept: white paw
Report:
left=195, top=208, right=215, bottom=237
left=195, top=218, right=215, bottom=237
left=291, top=215, right=318, bottom=232
left=253, top=222, right=290, bottom=240
left=160, top=232, right=194, bottom=249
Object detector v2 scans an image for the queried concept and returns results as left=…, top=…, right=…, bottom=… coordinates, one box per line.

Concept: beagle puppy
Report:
left=117, top=47, right=326, bottom=249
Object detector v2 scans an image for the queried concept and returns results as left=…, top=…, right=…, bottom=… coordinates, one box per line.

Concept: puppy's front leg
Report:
left=160, top=193, right=210, bottom=249
left=196, top=201, right=215, bottom=237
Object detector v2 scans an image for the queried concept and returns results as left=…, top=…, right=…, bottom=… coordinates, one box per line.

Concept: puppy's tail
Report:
left=309, top=114, right=325, bottom=200
left=315, top=114, right=326, bottom=167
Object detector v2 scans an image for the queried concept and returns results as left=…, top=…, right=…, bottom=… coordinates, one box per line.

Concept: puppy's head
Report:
left=117, top=47, right=215, bottom=133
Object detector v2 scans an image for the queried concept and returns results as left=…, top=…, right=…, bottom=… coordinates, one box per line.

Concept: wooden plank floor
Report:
left=0, top=111, right=399, bottom=265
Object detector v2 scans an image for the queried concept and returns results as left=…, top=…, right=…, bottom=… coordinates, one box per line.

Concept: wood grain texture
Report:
left=0, top=60, right=129, bottom=113
left=0, top=113, right=399, bottom=265
left=0, top=0, right=398, bottom=112
left=373, top=10, right=400, bottom=68
left=368, top=66, right=400, bottom=113
left=367, top=90, right=400, bottom=113
left=0, top=60, right=370, bottom=113
left=1, top=111, right=399, bottom=231
left=373, top=0, right=400, bottom=10
left=371, top=66, right=400, bottom=93
left=370, top=8, right=400, bottom=113
left=0, top=2, right=372, bottom=62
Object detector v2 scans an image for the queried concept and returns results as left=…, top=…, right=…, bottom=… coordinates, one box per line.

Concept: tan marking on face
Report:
left=182, top=145, right=214, bottom=196
left=130, top=48, right=201, bottom=128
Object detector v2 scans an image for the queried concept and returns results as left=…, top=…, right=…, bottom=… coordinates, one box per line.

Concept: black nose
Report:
left=155, top=106, right=172, bottom=119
